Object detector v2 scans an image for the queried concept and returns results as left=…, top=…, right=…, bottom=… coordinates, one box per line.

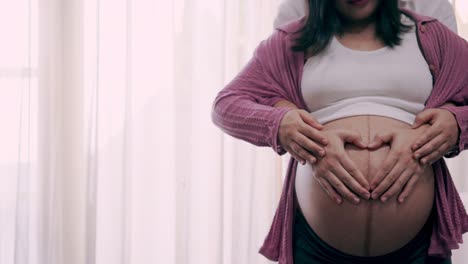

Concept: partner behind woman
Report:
left=211, top=1, right=468, bottom=263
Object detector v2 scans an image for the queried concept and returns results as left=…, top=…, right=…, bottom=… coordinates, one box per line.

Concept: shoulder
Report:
left=251, top=19, right=304, bottom=77
left=273, top=0, right=306, bottom=28
left=412, top=0, right=453, bottom=17
left=275, top=15, right=305, bottom=35
left=268, top=15, right=305, bottom=51
left=400, top=8, right=464, bottom=46
left=400, top=8, right=437, bottom=24
left=254, top=18, right=303, bottom=58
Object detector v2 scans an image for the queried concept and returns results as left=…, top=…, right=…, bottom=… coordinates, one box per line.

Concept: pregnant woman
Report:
left=211, top=0, right=468, bottom=263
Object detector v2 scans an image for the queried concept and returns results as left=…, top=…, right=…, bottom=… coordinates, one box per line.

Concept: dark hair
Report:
left=291, top=0, right=412, bottom=55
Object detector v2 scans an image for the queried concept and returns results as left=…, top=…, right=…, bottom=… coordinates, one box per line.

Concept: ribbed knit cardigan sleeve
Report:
left=424, top=21, right=468, bottom=158
left=211, top=31, right=295, bottom=155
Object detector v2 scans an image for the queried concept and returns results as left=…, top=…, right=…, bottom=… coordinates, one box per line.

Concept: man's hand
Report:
left=411, top=107, right=460, bottom=165
left=367, top=125, right=431, bottom=203
left=311, top=128, right=370, bottom=205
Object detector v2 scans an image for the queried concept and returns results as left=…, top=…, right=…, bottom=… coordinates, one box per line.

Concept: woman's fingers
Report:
left=287, top=144, right=305, bottom=164
left=296, top=127, right=327, bottom=157
left=370, top=151, right=399, bottom=192
left=367, top=131, right=393, bottom=150
left=325, top=170, right=362, bottom=204
left=295, top=134, right=325, bottom=160
left=413, top=133, right=444, bottom=159
left=331, top=161, right=370, bottom=199
left=278, top=110, right=325, bottom=163
left=317, top=177, right=342, bottom=204
left=379, top=168, right=413, bottom=202
left=398, top=173, right=420, bottom=203
left=421, top=142, right=449, bottom=165
left=372, top=160, right=406, bottom=201
left=338, top=154, right=370, bottom=195
left=299, top=123, right=329, bottom=146
left=411, top=125, right=439, bottom=151
left=289, top=141, right=316, bottom=165
left=298, top=110, right=325, bottom=132
left=411, top=109, right=437, bottom=130
left=339, top=130, right=367, bottom=149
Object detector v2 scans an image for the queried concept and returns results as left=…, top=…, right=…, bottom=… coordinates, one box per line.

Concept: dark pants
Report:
left=293, top=205, right=452, bottom=264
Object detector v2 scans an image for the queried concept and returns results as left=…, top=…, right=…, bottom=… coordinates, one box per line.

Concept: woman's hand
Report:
left=367, top=124, right=431, bottom=203
left=275, top=100, right=370, bottom=204
left=411, top=107, right=460, bottom=165
left=278, top=108, right=328, bottom=164
left=311, top=128, right=370, bottom=205
left=275, top=100, right=329, bottom=164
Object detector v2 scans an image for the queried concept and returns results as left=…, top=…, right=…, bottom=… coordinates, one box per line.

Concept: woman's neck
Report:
left=336, top=19, right=385, bottom=51
left=341, top=16, right=377, bottom=39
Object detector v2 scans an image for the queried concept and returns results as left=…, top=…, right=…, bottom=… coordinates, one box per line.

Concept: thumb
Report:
left=299, top=110, right=324, bottom=130
left=340, top=130, right=367, bottom=149
left=412, top=109, right=437, bottom=129
left=368, top=131, right=394, bottom=150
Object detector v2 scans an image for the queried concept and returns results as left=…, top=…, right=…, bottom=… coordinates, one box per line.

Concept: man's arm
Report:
left=274, top=0, right=458, bottom=34
left=273, top=0, right=306, bottom=28
left=410, top=0, right=458, bottom=33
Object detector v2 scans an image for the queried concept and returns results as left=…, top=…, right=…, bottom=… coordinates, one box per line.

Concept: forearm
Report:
left=273, top=99, right=299, bottom=109
left=211, top=93, right=292, bottom=154
left=210, top=36, right=296, bottom=155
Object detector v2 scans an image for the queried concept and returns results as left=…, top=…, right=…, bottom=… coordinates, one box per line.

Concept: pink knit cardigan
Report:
left=211, top=9, right=468, bottom=263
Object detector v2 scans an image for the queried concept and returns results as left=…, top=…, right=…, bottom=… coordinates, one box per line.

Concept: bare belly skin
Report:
left=294, top=115, right=435, bottom=256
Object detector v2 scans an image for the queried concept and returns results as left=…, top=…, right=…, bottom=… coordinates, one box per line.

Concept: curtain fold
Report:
left=37, top=0, right=86, bottom=263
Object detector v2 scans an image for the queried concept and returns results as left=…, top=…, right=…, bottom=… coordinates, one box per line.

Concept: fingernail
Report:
left=415, top=153, right=420, bottom=159
left=372, top=193, right=379, bottom=199
left=399, top=197, right=405, bottom=203
left=337, top=198, right=342, bottom=204
left=421, top=159, right=426, bottom=164
left=322, top=139, right=328, bottom=144
left=301, top=160, right=306, bottom=165
left=381, top=196, right=387, bottom=203
left=354, top=198, right=360, bottom=204
left=364, top=193, right=370, bottom=199
left=319, top=150, right=325, bottom=156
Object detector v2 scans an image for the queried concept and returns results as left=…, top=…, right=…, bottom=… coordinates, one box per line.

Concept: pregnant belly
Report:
left=294, top=115, right=435, bottom=257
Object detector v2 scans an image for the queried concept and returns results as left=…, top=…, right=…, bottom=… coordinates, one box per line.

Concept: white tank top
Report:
left=300, top=14, right=433, bottom=125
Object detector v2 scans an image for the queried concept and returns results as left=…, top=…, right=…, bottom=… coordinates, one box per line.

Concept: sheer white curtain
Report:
left=0, top=0, right=467, bottom=264
left=82, top=0, right=287, bottom=263
left=2, top=0, right=286, bottom=263
left=0, top=0, right=41, bottom=263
